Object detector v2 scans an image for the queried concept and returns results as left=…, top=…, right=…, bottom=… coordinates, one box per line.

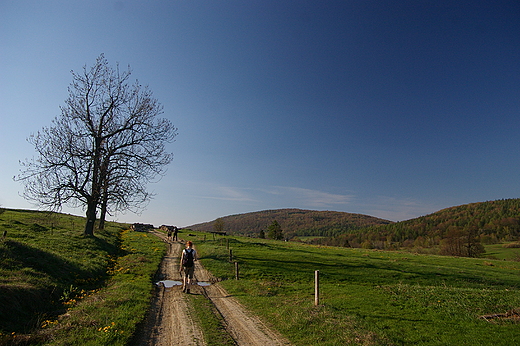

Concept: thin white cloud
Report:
left=358, top=195, right=442, bottom=221
left=195, top=184, right=258, bottom=203
left=265, top=186, right=354, bottom=208
left=191, top=183, right=354, bottom=209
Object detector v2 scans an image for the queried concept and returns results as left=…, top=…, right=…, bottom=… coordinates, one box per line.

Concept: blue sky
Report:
left=1, top=1, right=520, bottom=227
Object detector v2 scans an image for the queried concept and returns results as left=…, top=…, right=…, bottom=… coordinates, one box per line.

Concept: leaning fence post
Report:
left=314, top=270, right=320, bottom=306
left=229, top=249, right=233, bottom=262
left=235, top=262, right=239, bottom=280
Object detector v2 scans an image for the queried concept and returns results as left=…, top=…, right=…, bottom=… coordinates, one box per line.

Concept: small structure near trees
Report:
left=131, top=223, right=155, bottom=232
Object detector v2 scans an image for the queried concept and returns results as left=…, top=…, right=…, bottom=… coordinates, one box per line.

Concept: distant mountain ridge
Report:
left=187, top=208, right=392, bottom=238
left=188, top=199, right=520, bottom=247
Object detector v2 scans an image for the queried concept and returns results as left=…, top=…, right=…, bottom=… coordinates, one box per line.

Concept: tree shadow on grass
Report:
left=0, top=240, right=108, bottom=333
left=234, top=254, right=520, bottom=289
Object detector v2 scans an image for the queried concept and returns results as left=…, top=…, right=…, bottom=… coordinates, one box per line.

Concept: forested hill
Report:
left=188, top=209, right=392, bottom=238
left=188, top=199, right=520, bottom=257
left=320, top=198, right=520, bottom=252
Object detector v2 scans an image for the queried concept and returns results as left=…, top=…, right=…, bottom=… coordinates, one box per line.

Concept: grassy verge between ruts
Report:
left=186, top=294, right=236, bottom=346
left=194, top=233, right=520, bottom=346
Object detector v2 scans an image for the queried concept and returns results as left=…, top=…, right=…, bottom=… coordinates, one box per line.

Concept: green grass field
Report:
left=195, top=235, right=520, bottom=345
left=484, top=243, right=520, bottom=261
left=0, top=209, right=165, bottom=345
left=3, top=208, right=520, bottom=345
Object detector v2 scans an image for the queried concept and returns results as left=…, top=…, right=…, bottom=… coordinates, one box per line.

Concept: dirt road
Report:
left=133, top=236, right=205, bottom=345
left=133, top=232, right=292, bottom=346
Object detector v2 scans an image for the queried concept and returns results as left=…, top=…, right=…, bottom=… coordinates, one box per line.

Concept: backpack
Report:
left=182, top=249, right=194, bottom=267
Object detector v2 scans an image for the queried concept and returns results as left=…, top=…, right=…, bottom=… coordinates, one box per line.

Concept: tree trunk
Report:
left=99, top=198, right=107, bottom=230
left=84, top=201, right=97, bottom=236
left=85, top=136, right=103, bottom=236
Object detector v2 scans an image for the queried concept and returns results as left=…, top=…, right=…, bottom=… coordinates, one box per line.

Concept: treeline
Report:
left=315, top=199, right=520, bottom=257
left=188, top=209, right=391, bottom=238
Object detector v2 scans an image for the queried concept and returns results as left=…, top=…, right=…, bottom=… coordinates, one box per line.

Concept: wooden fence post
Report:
left=229, top=249, right=233, bottom=262
left=235, top=262, right=239, bottom=280
left=314, top=270, right=320, bottom=306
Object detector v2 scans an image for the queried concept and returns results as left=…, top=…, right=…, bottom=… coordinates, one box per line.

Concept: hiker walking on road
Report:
left=180, top=241, right=197, bottom=293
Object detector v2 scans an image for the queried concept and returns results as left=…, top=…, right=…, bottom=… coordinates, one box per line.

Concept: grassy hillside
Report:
left=0, top=208, right=165, bottom=345
left=195, top=232, right=520, bottom=345
left=188, top=208, right=392, bottom=238
left=0, top=209, right=121, bottom=333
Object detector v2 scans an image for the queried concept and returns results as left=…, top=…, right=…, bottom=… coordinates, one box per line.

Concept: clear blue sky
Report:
left=1, top=1, right=520, bottom=227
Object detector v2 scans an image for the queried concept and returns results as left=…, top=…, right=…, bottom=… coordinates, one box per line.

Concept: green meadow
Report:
left=195, top=235, right=520, bottom=345
left=0, top=209, right=165, bottom=345
left=484, top=243, right=520, bottom=261
left=3, top=208, right=520, bottom=345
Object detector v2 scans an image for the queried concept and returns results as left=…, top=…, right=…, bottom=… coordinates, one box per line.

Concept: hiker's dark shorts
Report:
left=183, top=266, right=194, bottom=279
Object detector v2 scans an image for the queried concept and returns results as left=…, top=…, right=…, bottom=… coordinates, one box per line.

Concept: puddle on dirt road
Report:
left=155, top=280, right=212, bottom=287
left=156, top=280, right=182, bottom=288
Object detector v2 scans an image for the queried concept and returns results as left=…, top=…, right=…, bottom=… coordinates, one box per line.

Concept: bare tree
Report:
left=16, top=54, right=177, bottom=236
left=213, top=218, right=225, bottom=233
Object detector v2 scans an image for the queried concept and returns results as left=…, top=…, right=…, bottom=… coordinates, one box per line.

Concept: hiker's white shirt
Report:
left=182, top=248, right=197, bottom=261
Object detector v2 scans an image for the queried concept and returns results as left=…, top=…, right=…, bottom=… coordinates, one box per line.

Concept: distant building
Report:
left=131, top=223, right=155, bottom=231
